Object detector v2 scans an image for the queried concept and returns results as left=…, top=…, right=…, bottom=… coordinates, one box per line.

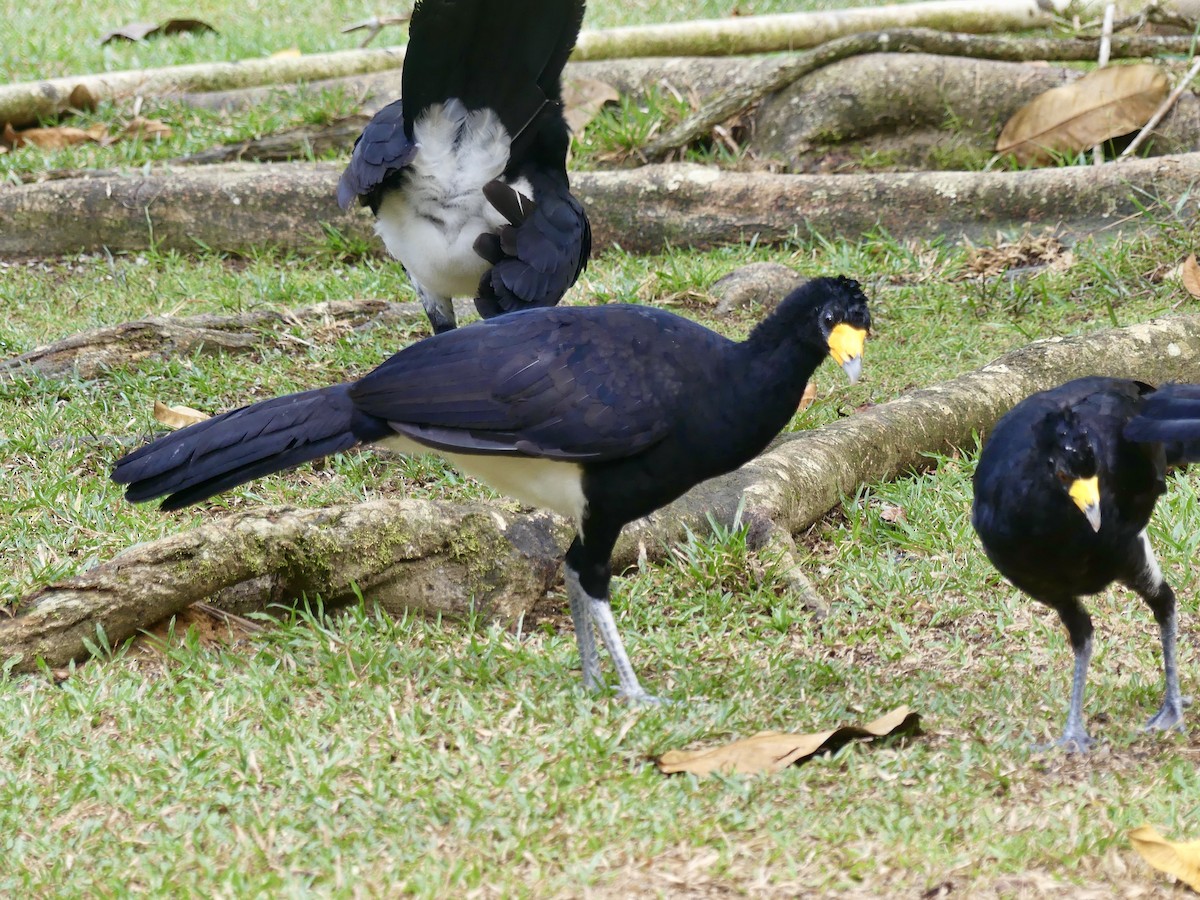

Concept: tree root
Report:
left=6, top=313, right=1200, bottom=673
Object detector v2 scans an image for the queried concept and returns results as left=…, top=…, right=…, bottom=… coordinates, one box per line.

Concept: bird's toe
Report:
left=1143, top=704, right=1186, bottom=734
left=617, top=688, right=671, bottom=706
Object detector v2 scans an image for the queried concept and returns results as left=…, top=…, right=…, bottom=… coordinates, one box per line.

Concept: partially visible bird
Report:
left=112, top=277, right=871, bottom=701
left=337, top=0, right=591, bottom=334
left=972, top=376, right=1200, bottom=750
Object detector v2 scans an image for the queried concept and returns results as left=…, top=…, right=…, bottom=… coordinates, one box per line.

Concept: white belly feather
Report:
left=376, top=433, right=587, bottom=529
left=375, top=99, right=533, bottom=300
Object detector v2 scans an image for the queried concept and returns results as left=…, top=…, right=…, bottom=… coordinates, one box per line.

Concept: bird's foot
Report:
left=1034, top=729, right=1094, bottom=753
left=617, top=687, right=671, bottom=706
left=1144, top=701, right=1186, bottom=734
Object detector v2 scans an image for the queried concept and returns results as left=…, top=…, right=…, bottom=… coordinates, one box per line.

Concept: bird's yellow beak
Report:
left=1068, top=476, right=1101, bottom=532
left=828, top=324, right=868, bottom=385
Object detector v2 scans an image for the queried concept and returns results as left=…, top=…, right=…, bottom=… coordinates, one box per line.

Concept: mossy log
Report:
left=6, top=314, right=1200, bottom=673
left=5, top=155, right=1200, bottom=260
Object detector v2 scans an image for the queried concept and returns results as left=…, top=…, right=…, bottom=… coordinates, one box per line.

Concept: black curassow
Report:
left=972, top=377, right=1200, bottom=750
left=337, top=0, right=591, bottom=334
left=112, top=277, right=871, bottom=701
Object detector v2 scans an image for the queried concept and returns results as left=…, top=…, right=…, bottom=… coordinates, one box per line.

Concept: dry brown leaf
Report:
left=153, top=400, right=210, bottom=430
left=123, top=117, right=172, bottom=141
left=100, top=18, right=216, bottom=44
left=1182, top=254, right=1200, bottom=299
left=562, top=77, right=619, bottom=136
left=3, top=122, right=106, bottom=150
left=797, top=381, right=817, bottom=413
left=1129, top=825, right=1200, bottom=890
left=656, top=706, right=920, bottom=777
left=962, top=231, right=1072, bottom=279
left=997, top=64, right=1168, bottom=166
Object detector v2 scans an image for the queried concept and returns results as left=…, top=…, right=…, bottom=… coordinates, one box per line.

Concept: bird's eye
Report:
left=1056, top=470, right=1070, bottom=484
left=823, top=313, right=836, bottom=326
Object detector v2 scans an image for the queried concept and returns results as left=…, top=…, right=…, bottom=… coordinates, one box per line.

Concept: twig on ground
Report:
left=642, top=29, right=1198, bottom=160
left=1120, top=55, right=1200, bottom=160
left=1093, top=3, right=1116, bottom=166
left=341, top=14, right=411, bottom=48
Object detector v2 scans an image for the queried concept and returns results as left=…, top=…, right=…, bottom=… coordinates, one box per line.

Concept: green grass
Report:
left=5, top=0, right=1200, bottom=895
left=4, top=226, right=1200, bottom=895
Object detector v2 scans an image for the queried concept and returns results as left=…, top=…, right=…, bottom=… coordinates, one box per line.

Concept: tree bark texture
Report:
left=753, top=53, right=1200, bottom=168
left=0, top=48, right=407, bottom=131
left=165, top=29, right=1200, bottom=120
left=571, top=1, right=1057, bottom=61
left=5, top=156, right=1200, bottom=259
left=7, top=313, right=1200, bottom=672
left=641, top=29, right=1200, bottom=160
left=0, top=2, right=1072, bottom=127
left=3, top=501, right=568, bottom=673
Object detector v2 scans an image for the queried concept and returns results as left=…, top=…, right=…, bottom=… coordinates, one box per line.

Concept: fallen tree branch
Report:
left=7, top=313, right=1200, bottom=672
left=642, top=28, right=1200, bottom=160
left=751, top=53, right=1200, bottom=169
left=170, top=118, right=369, bottom=166
left=5, top=156, right=1200, bottom=259
left=618, top=314, right=1200, bottom=567
left=3, top=501, right=569, bottom=673
left=1120, top=55, right=1200, bottom=160
left=571, top=1, right=1060, bottom=60
left=0, top=3, right=1123, bottom=128
left=0, top=298, right=454, bottom=383
left=0, top=48, right=407, bottom=131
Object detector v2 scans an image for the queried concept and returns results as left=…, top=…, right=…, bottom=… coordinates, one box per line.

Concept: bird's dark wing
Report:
left=336, top=100, right=416, bottom=212
left=473, top=174, right=591, bottom=318
left=1125, top=382, right=1200, bottom=464
left=349, top=305, right=725, bottom=461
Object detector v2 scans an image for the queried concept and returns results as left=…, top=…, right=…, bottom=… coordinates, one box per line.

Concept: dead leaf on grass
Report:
left=153, top=400, right=210, bottom=430
left=1182, top=254, right=1200, bottom=299
left=962, top=231, right=1072, bottom=279
left=2, top=122, right=106, bottom=150
left=562, top=77, right=619, bottom=136
left=1129, top=824, right=1200, bottom=890
left=122, top=117, right=172, bottom=141
left=100, top=18, right=216, bottom=44
left=997, top=64, right=1168, bottom=166
left=656, top=706, right=921, bottom=777
left=797, top=381, right=817, bottom=413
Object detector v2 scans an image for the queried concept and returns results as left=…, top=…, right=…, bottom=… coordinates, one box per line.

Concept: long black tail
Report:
left=1125, top=382, right=1200, bottom=465
left=401, top=0, right=586, bottom=151
left=112, top=385, right=391, bottom=511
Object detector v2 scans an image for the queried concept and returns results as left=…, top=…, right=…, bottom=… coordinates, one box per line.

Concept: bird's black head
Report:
left=1043, top=408, right=1102, bottom=532
left=787, top=275, right=872, bottom=383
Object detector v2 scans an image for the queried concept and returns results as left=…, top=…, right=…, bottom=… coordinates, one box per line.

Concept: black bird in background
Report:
left=112, top=277, right=871, bottom=701
left=337, top=0, right=591, bottom=334
left=972, top=377, right=1200, bottom=750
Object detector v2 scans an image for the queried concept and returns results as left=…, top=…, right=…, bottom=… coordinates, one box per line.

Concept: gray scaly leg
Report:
left=1054, top=634, right=1095, bottom=752
left=589, top=597, right=662, bottom=704
left=413, top=280, right=457, bottom=334
left=1129, top=532, right=1186, bottom=733
left=564, top=566, right=602, bottom=692
left=1038, top=596, right=1094, bottom=752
